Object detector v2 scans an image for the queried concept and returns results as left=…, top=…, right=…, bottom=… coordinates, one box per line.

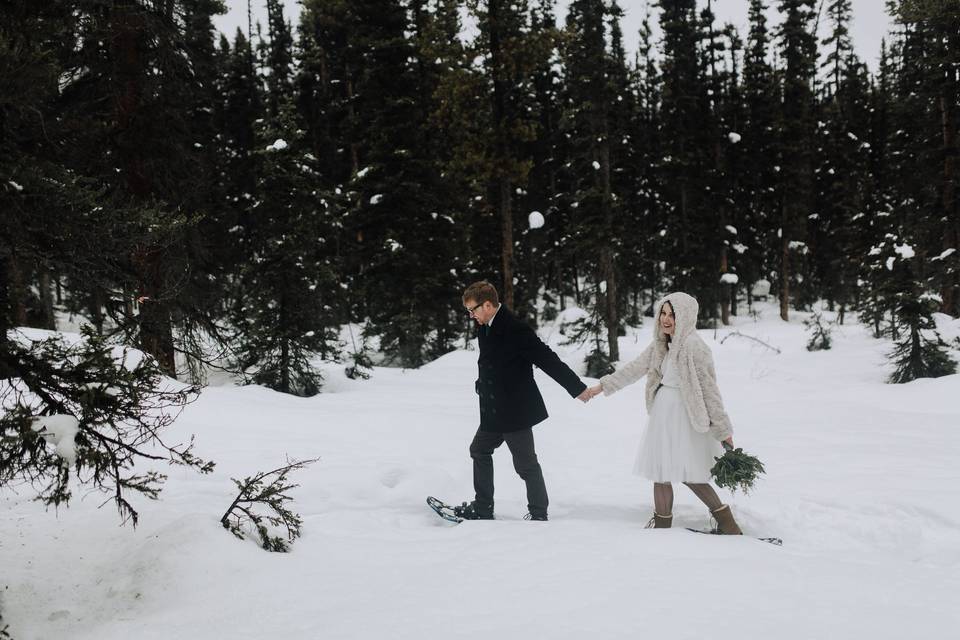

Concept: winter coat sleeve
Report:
left=515, top=324, right=587, bottom=397
left=692, top=342, right=734, bottom=441
left=599, top=342, right=654, bottom=396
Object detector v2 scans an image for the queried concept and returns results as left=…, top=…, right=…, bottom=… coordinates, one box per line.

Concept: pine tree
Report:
left=336, top=0, right=461, bottom=367
left=811, top=0, right=870, bottom=319
left=657, top=0, right=722, bottom=326
left=606, top=2, right=644, bottom=325
left=264, top=0, right=294, bottom=119
left=229, top=3, right=341, bottom=394
left=52, top=0, right=236, bottom=376
left=464, top=0, right=549, bottom=310
left=741, top=0, right=780, bottom=307
left=619, top=6, right=664, bottom=318
left=231, top=102, right=341, bottom=395
left=218, top=28, right=263, bottom=241
left=910, top=0, right=960, bottom=316
left=775, top=0, right=818, bottom=320
left=0, top=1, right=105, bottom=349
left=700, top=0, right=741, bottom=325
left=861, top=1, right=959, bottom=379
left=856, top=40, right=898, bottom=337
left=175, top=0, right=242, bottom=381
left=883, top=253, right=957, bottom=383
left=405, top=0, right=472, bottom=354
left=296, top=0, right=357, bottom=187
left=559, top=0, right=630, bottom=363
left=887, top=297, right=957, bottom=383
left=516, top=0, right=563, bottom=325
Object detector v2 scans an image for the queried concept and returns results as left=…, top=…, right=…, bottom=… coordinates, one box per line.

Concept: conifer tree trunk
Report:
left=600, top=138, right=619, bottom=361
left=280, top=297, right=290, bottom=395
left=720, top=247, right=731, bottom=325
left=114, top=3, right=175, bottom=375
left=940, top=92, right=958, bottom=314
left=489, top=0, right=515, bottom=309
left=133, top=247, right=176, bottom=374
left=776, top=0, right=817, bottom=322
left=347, top=76, right=360, bottom=176
left=0, top=253, right=11, bottom=374
left=8, top=254, right=27, bottom=327
left=780, top=233, right=791, bottom=321
left=39, top=268, right=55, bottom=330
left=499, top=179, right=515, bottom=309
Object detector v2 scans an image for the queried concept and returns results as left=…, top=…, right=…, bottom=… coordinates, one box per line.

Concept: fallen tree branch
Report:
left=719, top=331, right=782, bottom=354
left=220, top=457, right=319, bottom=552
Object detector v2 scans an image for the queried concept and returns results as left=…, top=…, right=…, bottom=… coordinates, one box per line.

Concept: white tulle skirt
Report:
left=634, top=385, right=723, bottom=483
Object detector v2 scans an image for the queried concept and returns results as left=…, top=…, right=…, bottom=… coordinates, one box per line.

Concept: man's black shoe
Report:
left=524, top=513, right=548, bottom=521
left=454, top=501, right=494, bottom=520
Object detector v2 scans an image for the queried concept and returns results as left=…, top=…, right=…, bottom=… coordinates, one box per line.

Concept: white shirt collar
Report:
left=487, top=304, right=502, bottom=327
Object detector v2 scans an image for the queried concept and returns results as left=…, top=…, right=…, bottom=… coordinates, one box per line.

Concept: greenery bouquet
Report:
left=711, top=442, right=767, bottom=494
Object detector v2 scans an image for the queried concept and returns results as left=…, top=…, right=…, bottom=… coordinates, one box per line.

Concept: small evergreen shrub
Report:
left=803, top=311, right=834, bottom=351
left=584, top=345, right=615, bottom=379
left=888, top=297, right=957, bottom=384
left=221, top=457, right=317, bottom=552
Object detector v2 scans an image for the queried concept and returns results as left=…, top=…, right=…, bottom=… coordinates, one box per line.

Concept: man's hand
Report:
left=576, top=384, right=603, bottom=403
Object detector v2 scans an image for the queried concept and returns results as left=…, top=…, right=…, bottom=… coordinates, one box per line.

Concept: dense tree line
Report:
left=2, top=0, right=958, bottom=393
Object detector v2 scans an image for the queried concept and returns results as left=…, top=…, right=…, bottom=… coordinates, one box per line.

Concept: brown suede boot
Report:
left=645, top=512, right=673, bottom=529
left=710, top=504, right=743, bottom=535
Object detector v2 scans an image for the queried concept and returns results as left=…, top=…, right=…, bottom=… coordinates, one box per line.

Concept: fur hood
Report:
left=599, top=292, right=734, bottom=441
left=654, top=291, right=699, bottom=347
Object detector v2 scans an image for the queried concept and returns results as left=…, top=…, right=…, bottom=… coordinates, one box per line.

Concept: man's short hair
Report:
left=463, top=280, right=499, bottom=306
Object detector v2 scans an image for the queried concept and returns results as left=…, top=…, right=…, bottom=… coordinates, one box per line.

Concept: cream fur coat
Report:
left=599, top=292, right=734, bottom=441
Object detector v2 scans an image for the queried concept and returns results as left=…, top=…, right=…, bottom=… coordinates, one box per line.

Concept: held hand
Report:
left=576, top=384, right=603, bottom=403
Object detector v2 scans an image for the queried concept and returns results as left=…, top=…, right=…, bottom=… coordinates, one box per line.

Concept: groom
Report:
left=457, top=281, right=591, bottom=521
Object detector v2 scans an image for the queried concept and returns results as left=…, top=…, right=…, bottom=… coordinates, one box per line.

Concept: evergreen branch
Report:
left=1, top=328, right=213, bottom=526
left=220, top=457, right=318, bottom=552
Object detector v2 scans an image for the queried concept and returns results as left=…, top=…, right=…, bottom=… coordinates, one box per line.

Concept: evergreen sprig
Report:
left=711, top=442, right=766, bottom=494
left=220, top=457, right=318, bottom=552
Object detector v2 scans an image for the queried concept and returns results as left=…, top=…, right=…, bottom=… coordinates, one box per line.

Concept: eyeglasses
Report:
left=466, top=302, right=483, bottom=316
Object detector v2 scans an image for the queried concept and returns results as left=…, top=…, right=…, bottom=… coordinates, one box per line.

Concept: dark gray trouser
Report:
left=470, top=427, right=548, bottom=518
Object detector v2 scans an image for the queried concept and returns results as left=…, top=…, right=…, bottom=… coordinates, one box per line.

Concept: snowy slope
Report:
left=2, top=304, right=959, bottom=639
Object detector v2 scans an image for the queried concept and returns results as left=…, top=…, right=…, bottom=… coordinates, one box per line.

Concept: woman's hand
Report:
left=578, top=384, right=603, bottom=403
left=723, top=436, right=734, bottom=449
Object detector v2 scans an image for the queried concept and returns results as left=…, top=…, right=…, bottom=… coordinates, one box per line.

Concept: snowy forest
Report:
left=2, top=1, right=960, bottom=638
left=3, top=0, right=958, bottom=389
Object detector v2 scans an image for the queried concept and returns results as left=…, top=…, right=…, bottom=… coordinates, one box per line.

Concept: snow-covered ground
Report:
left=2, top=303, right=960, bottom=639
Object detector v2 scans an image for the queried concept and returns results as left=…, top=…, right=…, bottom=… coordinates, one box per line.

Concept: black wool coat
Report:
left=475, top=306, right=586, bottom=433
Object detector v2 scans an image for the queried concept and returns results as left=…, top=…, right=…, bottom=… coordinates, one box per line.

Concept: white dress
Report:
left=633, top=349, right=723, bottom=483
